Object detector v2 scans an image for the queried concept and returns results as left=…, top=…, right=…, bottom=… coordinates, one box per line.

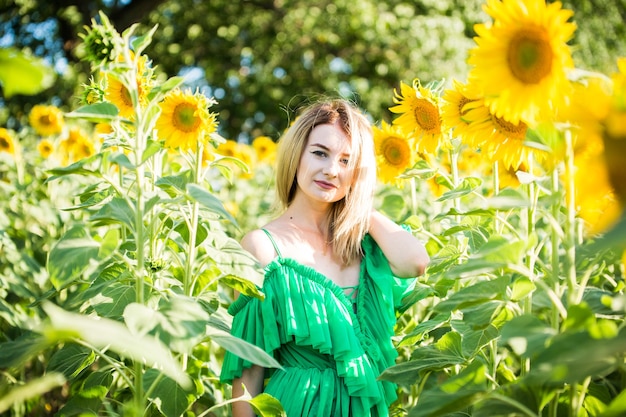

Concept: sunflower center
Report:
left=173, top=103, right=201, bottom=132
left=0, top=137, right=9, bottom=150
left=381, top=137, right=410, bottom=166
left=413, top=99, right=440, bottom=131
left=121, top=86, right=133, bottom=107
left=39, top=114, right=54, bottom=126
left=508, top=28, right=553, bottom=84
left=493, top=116, right=528, bottom=140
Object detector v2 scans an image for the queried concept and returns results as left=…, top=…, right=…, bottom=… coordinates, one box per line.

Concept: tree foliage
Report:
left=1, top=0, right=625, bottom=139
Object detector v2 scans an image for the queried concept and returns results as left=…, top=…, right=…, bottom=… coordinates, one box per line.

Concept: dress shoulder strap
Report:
left=261, top=228, right=283, bottom=258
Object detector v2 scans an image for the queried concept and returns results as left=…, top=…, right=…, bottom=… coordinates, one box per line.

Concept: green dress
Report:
left=220, top=229, right=415, bottom=416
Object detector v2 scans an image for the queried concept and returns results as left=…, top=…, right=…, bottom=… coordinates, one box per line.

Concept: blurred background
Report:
left=2, top=0, right=625, bottom=142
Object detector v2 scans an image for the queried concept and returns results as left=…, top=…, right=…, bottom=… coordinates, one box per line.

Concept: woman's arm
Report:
left=231, top=365, right=265, bottom=417
left=368, top=210, right=430, bottom=278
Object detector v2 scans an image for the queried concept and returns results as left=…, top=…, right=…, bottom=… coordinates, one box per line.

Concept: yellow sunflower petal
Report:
left=156, top=89, right=217, bottom=151
left=373, top=121, right=416, bottom=187
left=29, top=105, right=64, bottom=136
left=467, top=0, right=576, bottom=125
left=0, top=128, right=16, bottom=155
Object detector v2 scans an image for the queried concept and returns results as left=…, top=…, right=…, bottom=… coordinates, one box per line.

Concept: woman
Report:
left=221, top=99, right=430, bottom=416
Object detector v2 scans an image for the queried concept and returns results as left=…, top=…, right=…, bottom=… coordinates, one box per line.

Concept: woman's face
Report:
left=295, top=122, right=354, bottom=205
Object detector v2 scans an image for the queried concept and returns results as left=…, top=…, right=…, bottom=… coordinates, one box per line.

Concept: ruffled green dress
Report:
left=220, top=229, right=415, bottom=416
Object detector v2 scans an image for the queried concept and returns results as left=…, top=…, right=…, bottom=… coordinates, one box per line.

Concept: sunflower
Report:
left=390, top=80, right=445, bottom=154
left=252, top=136, right=277, bottom=164
left=156, top=89, right=218, bottom=151
left=463, top=99, right=548, bottom=170
left=574, top=151, right=621, bottom=235
left=373, top=121, right=415, bottom=187
left=37, top=139, right=54, bottom=159
left=467, top=0, right=576, bottom=125
left=441, top=80, right=485, bottom=147
left=216, top=139, right=239, bottom=158
left=0, top=128, right=15, bottom=155
left=104, top=53, right=151, bottom=118
left=29, top=105, right=64, bottom=136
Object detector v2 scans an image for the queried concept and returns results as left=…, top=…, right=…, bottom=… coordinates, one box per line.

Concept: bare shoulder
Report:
left=241, top=228, right=277, bottom=268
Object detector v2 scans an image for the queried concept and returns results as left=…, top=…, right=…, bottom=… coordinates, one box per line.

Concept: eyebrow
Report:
left=309, top=143, right=351, bottom=156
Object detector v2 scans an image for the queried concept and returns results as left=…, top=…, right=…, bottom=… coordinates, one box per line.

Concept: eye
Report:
left=340, top=158, right=349, bottom=166
left=312, top=150, right=327, bottom=158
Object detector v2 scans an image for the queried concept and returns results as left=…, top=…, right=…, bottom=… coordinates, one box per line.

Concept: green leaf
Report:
left=65, top=102, right=120, bottom=122
left=47, top=226, right=100, bottom=290
left=434, top=276, right=510, bottom=314
left=156, top=172, right=191, bottom=197
left=206, top=325, right=283, bottom=370
left=0, top=373, right=65, bottom=414
left=436, top=177, right=482, bottom=202
left=380, top=193, right=406, bottom=220
left=47, top=344, right=95, bottom=379
left=109, top=152, right=134, bottom=169
left=409, top=361, right=488, bottom=417
left=144, top=369, right=196, bottom=417
left=187, top=183, right=238, bottom=225
left=124, top=297, right=210, bottom=352
left=147, top=76, right=186, bottom=100
left=41, top=302, right=191, bottom=389
left=0, top=47, right=54, bottom=98
left=45, top=154, right=103, bottom=182
left=220, top=274, right=265, bottom=300
left=90, top=197, right=136, bottom=230
left=141, top=139, right=163, bottom=164
left=602, top=388, right=626, bottom=417
left=89, top=282, right=136, bottom=319
left=80, top=371, right=113, bottom=400
left=485, top=187, right=531, bottom=210
left=249, top=393, right=287, bottom=417
left=510, top=276, right=536, bottom=301
left=0, top=334, right=48, bottom=369
left=499, top=315, right=557, bottom=357
left=131, top=24, right=158, bottom=56
left=525, top=329, right=626, bottom=386
left=380, top=332, right=465, bottom=385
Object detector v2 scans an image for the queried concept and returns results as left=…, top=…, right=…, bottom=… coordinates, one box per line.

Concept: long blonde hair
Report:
left=275, top=99, right=376, bottom=265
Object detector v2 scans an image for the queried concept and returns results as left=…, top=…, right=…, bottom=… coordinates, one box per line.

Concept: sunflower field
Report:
left=1, top=0, right=626, bottom=416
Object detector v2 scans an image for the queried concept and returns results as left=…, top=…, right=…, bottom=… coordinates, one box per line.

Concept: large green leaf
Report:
left=41, top=302, right=191, bottom=389
left=47, top=226, right=100, bottom=290
left=187, top=183, right=238, bottom=225
left=0, top=47, right=53, bottom=97
left=380, top=332, right=465, bottom=385
left=436, top=177, right=482, bottom=202
left=0, top=373, right=65, bottom=414
left=434, top=276, right=510, bottom=314
left=89, top=197, right=136, bottom=230
left=525, top=328, right=626, bottom=386
left=499, top=315, right=556, bottom=358
left=205, top=325, right=283, bottom=370
left=249, top=393, right=287, bottom=417
left=409, top=361, right=489, bottom=417
left=144, top=369, right=196, bottom=417
left=0, top=333, right=48, bottom=368
left=64, top=102, right=119, bottom=122
left=124, top=297, right=209, bottom=353
left=47, top=344, right=95, bottom=379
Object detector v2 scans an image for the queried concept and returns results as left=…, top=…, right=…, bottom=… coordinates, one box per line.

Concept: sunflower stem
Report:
left=564, top=129, right=577, bottom=307
left=184, top=145, right=203, bottom=297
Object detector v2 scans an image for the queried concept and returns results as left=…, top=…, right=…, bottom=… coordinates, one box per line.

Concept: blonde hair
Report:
left=275, top=99, right=377, bottom=265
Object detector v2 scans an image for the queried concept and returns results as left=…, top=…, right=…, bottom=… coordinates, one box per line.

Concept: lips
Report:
left=314, top=180, right=337, bottom=190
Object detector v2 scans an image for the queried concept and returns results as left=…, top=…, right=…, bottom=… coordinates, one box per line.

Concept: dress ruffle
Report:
left=221, top=234, right=416, bottom=416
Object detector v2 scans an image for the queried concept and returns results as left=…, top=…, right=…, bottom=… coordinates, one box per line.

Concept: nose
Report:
left=323, top=159, right=339, bottom=178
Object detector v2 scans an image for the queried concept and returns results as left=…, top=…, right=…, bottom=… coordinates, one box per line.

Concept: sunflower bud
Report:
left=79, top=12, right=122, bottom=66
